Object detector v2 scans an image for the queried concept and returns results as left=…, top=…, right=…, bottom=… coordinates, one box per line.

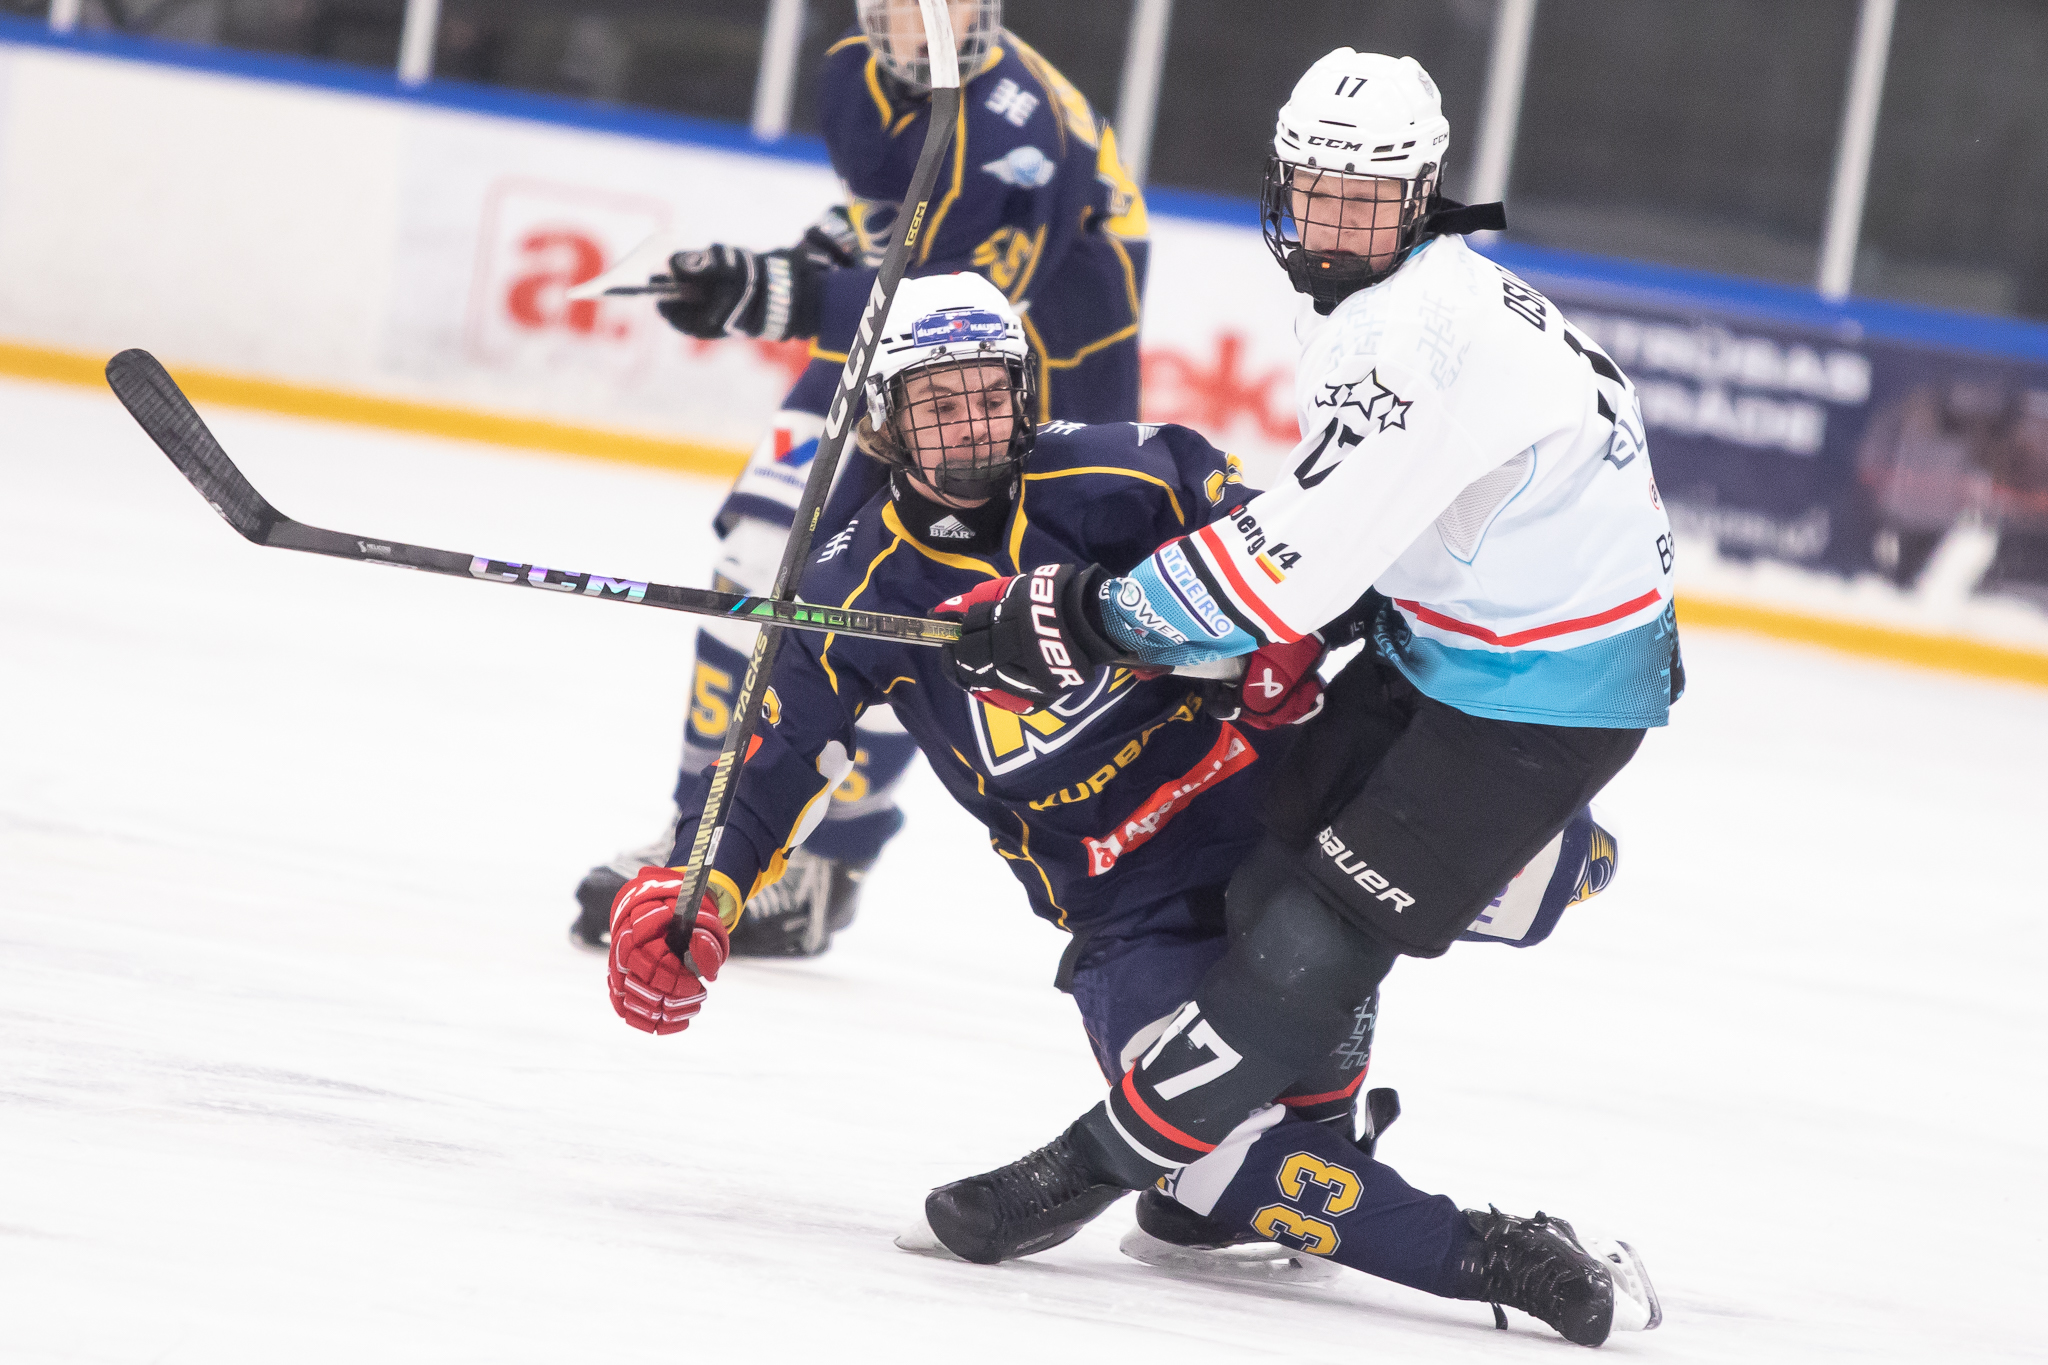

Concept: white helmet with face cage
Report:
left=1261, top=49, right=1452, bottom=305
left=860, top=272, right=1037, bottom=498
left=857, top=0, right=1003, bottom=92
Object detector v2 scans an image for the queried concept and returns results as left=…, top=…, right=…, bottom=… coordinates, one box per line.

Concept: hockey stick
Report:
left=668, top=0, right=966, bottom=966
left=103, top=348, right=964, bottom=650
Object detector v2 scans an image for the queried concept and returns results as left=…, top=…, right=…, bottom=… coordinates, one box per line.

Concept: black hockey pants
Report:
left=1085, top=651, right=1644, bottom=1182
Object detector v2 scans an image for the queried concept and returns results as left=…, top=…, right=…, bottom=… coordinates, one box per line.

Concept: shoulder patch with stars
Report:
left=1312, top=368, right=1412, bottom=434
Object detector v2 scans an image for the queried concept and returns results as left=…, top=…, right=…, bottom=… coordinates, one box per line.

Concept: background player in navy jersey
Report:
left=571, top=0, right=1150, bottom=957
left=603, top=275, right=1645, bottom=1343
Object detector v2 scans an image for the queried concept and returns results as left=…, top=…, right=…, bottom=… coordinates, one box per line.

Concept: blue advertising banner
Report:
left=1496, top=245, right=2048, bottom=612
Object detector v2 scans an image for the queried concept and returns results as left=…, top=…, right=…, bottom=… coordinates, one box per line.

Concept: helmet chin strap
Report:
left=1286, top=195, right=1509, bottom=311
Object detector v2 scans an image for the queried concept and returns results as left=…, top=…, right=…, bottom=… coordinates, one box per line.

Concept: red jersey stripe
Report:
left=1394, top=589, right=1663, bottom=649
left=1279, top=1072, right=1368, bottom=1108
left=1194, top=525, right=1301, bottom=644
left=1119, top=1070, right=1217, bottom=1154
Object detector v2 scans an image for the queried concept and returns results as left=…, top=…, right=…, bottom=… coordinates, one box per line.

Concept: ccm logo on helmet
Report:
left=1306, top=135, right=1365, bottom=151
left=1316, top=827, right=1416, bottom=912
left=1028, top=565, right=1088, bottom=690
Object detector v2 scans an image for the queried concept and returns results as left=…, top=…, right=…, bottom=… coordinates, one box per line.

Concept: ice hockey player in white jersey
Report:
left=921, top=49, right=1675, bottom=1346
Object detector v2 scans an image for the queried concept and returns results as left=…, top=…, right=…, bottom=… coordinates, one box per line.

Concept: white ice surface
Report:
left=3, top=375, right=2045, bottom=1363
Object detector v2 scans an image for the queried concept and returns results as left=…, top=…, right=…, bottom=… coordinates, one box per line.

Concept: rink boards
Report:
left=3, top=18, right=2048, bottom=668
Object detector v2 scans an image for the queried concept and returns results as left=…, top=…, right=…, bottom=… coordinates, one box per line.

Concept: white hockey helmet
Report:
left=1261, top=49, right=1451, bottom=305
left=858, top=0, right=1003, bottom=92
left=860, top=272, right=1037, bottom=499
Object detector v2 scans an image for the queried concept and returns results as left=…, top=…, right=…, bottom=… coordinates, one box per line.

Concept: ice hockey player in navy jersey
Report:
left=571, top=0, right=1150, bottom=957
left=926, top=51, right=1670, bottom=1345
left=603, top=275, right=1654, bottom=1346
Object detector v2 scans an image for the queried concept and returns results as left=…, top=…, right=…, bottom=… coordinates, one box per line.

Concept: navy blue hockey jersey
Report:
left=680, top=422, right=1270, bottom=935
left=811, top=27, right=1149, bottom=422
left=718, top=29, right=1150, bottom=535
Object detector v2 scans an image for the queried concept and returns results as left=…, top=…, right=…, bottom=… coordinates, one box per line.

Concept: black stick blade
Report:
left=106, top=348, right=282, bottom=543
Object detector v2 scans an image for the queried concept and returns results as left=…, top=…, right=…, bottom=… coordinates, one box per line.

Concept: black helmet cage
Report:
left=863, top=351, right=1038, bottom=500
left=1260, top=156, right=1440, bottom=306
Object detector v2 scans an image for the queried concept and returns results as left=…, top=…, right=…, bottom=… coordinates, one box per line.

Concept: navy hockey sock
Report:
left=1170, top=1112, right=1469, bottom=1294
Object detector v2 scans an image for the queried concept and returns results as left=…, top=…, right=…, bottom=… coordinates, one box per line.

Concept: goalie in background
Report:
left=572, top=0, right=1150, bottom=957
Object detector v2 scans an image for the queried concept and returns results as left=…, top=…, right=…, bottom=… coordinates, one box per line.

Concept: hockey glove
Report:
left=607, top=867, right=731, bottom=1036
left=795, top=205, right=863, bottom=269
left=936, top=563, right=1120, bottom=711
left=1215, top=635, right=1327, bottom=729
left=657, top=245, right=824, bottom=341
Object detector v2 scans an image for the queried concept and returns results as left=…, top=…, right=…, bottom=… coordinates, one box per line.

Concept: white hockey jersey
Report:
left=1100, top=234, right=1682, bottom=727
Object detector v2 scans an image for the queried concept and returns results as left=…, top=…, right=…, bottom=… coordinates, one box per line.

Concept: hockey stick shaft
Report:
left=103, top=354, right=1248, bottom=663
left=100, top=349, right=963, bottom=649
left=672, top=0, right=964, bottom=963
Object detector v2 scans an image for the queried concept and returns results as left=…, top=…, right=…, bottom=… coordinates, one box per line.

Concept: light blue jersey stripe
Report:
left=1379, top=603, right=1681, bottom=727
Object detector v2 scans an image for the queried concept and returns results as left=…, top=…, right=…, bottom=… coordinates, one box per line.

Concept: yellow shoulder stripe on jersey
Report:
left=1025, top=465, right=1186, bottom=527
left=862, top=54, right=893, bottom=128
left=809, top=341, right=850, bottom=364
left=818, top=531, right=912, bottom=694
left=827, top=34, right=868, bottom=56
left=892, top=109, right=919, bottom=137
left=882, top=501, right=1003, bottom=576
left=1006, top=39, right=1066, bottom=155
left=880, top=675, right=918, bottom=695
left=919, top=108, right=970, bottom=266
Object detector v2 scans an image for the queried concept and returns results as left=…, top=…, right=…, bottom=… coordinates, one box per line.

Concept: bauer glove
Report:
left=607, top=867, right=731, bottom=1036
left=657, top=244, right=824, bottom=341
left=936, top=563, right=1120, bottom=711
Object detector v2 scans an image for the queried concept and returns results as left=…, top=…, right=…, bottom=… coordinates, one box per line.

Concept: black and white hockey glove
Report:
left=657, top=244, right=825, bottom=341
left=795, top=205, right=862, bottom=270
left=935, top=564, right=1121, bottom=711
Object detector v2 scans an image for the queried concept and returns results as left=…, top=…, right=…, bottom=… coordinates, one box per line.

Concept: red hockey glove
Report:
left=607, top=868, right=731, bottom=1036
left=935, top=564, right=1120, bottom=711
left=1225, top=635, right=1327, bottom=729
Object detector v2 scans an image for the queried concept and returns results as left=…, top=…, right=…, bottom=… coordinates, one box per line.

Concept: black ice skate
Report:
left=901, top=1128, right=1130, bottom=1264
left=1118, top=1087, right=1400, bottom=1284
left=1446, top=1207, right=1662, bottom=1347
left=569, top=867, right=624, bottom=950
left=726, top=847, right=870, bottom=957
left=568, top=820, right=681, bottom=951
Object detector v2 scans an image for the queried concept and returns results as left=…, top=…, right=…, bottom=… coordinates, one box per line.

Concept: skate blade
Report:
left=893, top=1207, right=967, bottom=1262
left=1118, top=1226, right=1341, bottom=1285
left=1587, top=1236, right=1662, bottom=1332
